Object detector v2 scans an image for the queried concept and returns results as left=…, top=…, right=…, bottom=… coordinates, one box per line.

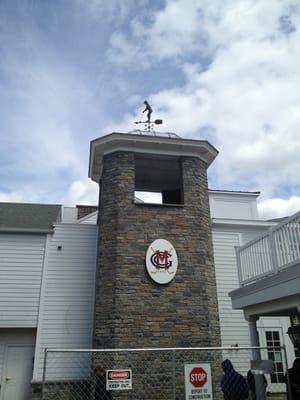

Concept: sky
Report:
left=0, top=0, right=300, bottom=220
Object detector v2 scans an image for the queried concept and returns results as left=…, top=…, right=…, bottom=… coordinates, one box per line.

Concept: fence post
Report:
left=172, top=350, right=176, bottom=400
left=41, top=348, right=48, bottom=400
left=282, top=345, right=292, bottom=400
left=268, top=229, right=279, bottom=273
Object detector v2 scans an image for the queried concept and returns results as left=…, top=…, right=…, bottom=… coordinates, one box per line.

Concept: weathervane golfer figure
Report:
left=142, top=100, right=152, bottom=123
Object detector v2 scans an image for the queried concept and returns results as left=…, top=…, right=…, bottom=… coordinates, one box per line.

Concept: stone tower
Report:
left=89, top=132, right=221, bottom=349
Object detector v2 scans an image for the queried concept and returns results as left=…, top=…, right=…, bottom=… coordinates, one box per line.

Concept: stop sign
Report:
left=190, top=367, right=207, bottom=388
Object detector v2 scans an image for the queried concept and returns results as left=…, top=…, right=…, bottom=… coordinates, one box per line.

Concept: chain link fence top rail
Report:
left=42, top=346, right=289, bottom=400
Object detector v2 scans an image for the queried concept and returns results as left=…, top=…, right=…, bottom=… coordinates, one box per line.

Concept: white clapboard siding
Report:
left=33, top=224, right=97, bottom=381
left=241, top=230, right=266, bottom=246
left=212, top=231, right=250, bottom=346
left=0, top=234, right=46, bottom=327
left=212, top=230, right=252, bottom=374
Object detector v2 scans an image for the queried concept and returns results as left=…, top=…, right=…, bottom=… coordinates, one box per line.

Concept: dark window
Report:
left=134, top=155, right=184, bottom=205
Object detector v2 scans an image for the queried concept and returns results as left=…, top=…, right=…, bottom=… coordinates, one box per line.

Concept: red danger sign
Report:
left=189, top=367, right=207, bottom=388
left=108, top=371, right=130, bottom=380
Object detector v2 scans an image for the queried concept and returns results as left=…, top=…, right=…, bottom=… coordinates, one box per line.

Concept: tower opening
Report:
left=134, top=154, right=184, bottom=205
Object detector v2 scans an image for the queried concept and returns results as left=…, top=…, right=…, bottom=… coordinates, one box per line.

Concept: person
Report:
left=285, top=358, right=300, bottom=400
left=94, top=366, right=112, bottom=400
left=221, top=359, right=249, bottom=400
left=142, top=100, right=152, bottom=122
left=247, top=369, right=267, bottom=400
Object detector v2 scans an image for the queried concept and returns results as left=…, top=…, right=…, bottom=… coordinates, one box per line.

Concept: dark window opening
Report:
left=134, top=155, right=184, bottom=205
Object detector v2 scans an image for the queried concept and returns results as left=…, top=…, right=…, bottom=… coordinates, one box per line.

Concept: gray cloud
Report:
left=107, top=0, right=300, bottom=218
left=1, top=0, right=300, bottom=220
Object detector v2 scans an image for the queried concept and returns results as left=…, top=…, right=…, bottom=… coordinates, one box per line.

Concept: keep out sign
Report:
left=184, top=363, right=213, bottom=400
left=106, top=369, right=132, bottom=390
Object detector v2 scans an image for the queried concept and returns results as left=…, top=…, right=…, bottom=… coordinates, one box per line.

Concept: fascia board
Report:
left=0, top=227, right=53, bottom=234
left=89, top=133, right=218, bottom=182
left=209, top=190, right=260, bottom=197
left=230, top=263, right=300, bottom=310
left=53, top=223, right=98, bottom=228
left=211, top=218, right=277, bottom=228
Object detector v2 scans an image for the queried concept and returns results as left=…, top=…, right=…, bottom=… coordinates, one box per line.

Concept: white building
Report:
left=0, top=191, right=296, bottom=399
left=210, top=191, right=296, bottom=393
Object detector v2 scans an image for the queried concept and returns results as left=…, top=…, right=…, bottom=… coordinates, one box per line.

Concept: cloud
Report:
left=1, top=0, right=300, bottom=221
left=108, top=0, right=300, bottom=66
left=77, top=0, right=148, bottom=23
left=108, top=0, right=300, bottom=212
left=109, top=32, right=140, bottom=65
left=135, top=191, right=161, bottom=203
left=258, top=196, right=300, bottom=220
left=0, top=191, right=24, bottom=203
left=0, top=11, right=102, bottom=202
left=63, top=179, right=99, bottom=206
left=108, top=0, right=211, bottom=66
left=0, top=47, right=89, bottom=176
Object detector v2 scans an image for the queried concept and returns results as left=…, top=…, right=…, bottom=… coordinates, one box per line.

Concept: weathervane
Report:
left=135, top=100, right=163, bottom=132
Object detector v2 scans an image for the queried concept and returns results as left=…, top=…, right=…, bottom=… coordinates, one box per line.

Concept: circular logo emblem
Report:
left=146, top=239, right=178, bottom=284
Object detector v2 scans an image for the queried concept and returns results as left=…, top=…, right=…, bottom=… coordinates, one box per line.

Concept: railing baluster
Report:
left=254, top=242, right=259, bottom=276
left=269, top=229, right=279, bottom=273
left=237, top=211, right=300, bottom=286
left=259, top=239, right=264, bottom=273
left=278, top=228, right=285, bottom=266
left=296, top=218, right=300, bottom=258
left=244, top=250, right=249, bottom=280
left=264, top=236, right=270, bottom=272
left=268, top=236, right=272, bottom=269
left=244, top=249, right=249, bottom=280
left=235, top=247, right=243, bottom=286
left=251, top=245, right=256, bottom=279
left=281, top=226, right=290, bottom=267
left=286, top=222, right=294, bottom=263
left=283, top=225, right=291, bottom=264
left=291, top=220, right=298, bottom=260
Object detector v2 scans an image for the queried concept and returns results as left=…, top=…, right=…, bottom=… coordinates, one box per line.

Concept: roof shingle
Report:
left=0, top=203, right=61, bottom=232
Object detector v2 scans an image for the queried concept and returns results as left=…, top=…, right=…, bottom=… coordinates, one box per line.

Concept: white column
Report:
left=246, top=315, right=266, bottom=400
left=247, top=315, right=260, bottom=350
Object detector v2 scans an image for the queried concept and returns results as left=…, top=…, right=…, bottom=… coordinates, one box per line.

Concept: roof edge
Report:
left=211, top=218, right=277, bottom=228
left=209, top=189, right=260, bottom=196
left=89, top=132, right=219, bottom=182
left=0, top=227, right=53, bottom=234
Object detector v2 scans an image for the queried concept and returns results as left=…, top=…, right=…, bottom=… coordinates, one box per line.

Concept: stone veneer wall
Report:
left=94, top=151, right=220, bottom=350
left=76, top=205, right=98, bottom=219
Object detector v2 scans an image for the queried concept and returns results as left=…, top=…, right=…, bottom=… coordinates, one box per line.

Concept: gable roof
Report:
left=0, top=203, right=61, bottom=233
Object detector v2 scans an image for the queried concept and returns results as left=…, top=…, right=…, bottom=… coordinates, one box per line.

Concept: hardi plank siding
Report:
left=241, top=230, right=265, bottom=245
left=0, top=234, right=46, bottom=328
left=33, top=224, right=97, bottom=381
left=212, top=230, right=253, bottom=374
left=212, top=231, right=250, bottom=348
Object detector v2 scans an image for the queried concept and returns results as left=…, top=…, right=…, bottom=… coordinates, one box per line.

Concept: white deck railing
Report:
left=236, top=211, right=300, bottom=286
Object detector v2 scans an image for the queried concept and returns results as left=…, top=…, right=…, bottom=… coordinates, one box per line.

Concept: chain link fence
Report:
left=41, top=346, right=289, bottom=400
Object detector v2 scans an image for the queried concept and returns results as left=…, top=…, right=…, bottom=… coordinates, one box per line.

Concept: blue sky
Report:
left=1, top=0, right=300, bottom=219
